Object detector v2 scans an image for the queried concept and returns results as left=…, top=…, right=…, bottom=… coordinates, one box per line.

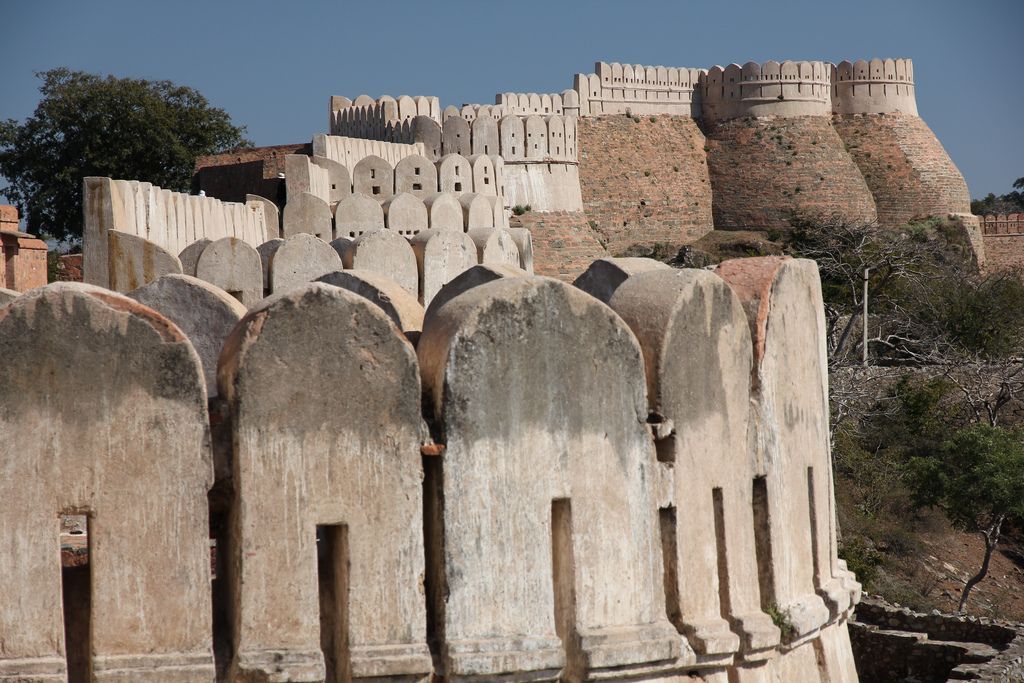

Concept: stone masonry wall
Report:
left=850, top=595, right=1024, bottom=682
left=981, top=234, right=1024, bottom=273
left=577, top=115, right=713, bottom=254
left=509, top=210, right=607, bottom=281
left=980, top=215, right=1024, bottom=273
left=832, top=113, right=971, bottom=228
left=194, top=143, right=310, bottom=204
left=704, top=116, right=878, bottom=230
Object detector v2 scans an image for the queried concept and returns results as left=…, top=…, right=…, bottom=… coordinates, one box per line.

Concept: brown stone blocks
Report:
left=833, top=113, right=970, bottom=228
left=577, top=115, right=714, bottom=254
left=0, top=230, right=48, bottom=292
left=193, top=143, right=310, bottom=204
left=509, top=210, right=607, bottom=281
left=704, top=116, right=877, bottom=230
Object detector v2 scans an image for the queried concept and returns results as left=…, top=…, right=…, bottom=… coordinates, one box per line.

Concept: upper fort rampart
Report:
left=700, top=60, right=832, bottom=121
left=565, top=57, right=920, bottom=122
left=831, top=58, right=917, bottom=115
left=574, top=62, right=704, bottom=117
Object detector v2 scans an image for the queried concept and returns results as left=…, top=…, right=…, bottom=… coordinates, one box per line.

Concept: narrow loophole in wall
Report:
left=551, top=499, right=583, bottom=681
left=712, top=488, right=732, bottom=620
left=60, top=513, right=91, bottom=683
left=653, top=434, right=675, bottom=463
left=658, top=506, right=683, bottom=631
left=807, top=467, right=821, bottom=586
left=209, top=510, right=231, bottom=678
left=316, top=524, right=350, bottom=683
left=453, top=183, right=462, bottom=192
left=752, top=477, right=776, bottom=611
left=423, top=454, right=447, bottom=669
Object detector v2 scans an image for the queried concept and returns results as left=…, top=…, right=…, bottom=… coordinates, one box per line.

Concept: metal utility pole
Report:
left=862, top=268, right=870, bottom=365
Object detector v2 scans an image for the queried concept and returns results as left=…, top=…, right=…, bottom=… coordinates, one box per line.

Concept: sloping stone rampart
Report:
left=832, top=113, right=970, bottom=228
left=577, top=115, right=713, bottom=253
left=704, top=116, right=877, bottom=230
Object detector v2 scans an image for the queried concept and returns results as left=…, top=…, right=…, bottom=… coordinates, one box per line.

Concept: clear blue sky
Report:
left=2, top=0, right=1021, bottom=201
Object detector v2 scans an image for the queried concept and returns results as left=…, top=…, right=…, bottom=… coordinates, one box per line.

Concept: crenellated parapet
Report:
left=701, top=61, right=831, bottom=122
left=831, top=58, right=917, bottom=115
left=573, top=62, right=704, bottom=117
left=329, top=94, right=442, bottom=139
left=491, top=90, right=581, bottom=118
left=0, top=260, right=859, bottom=682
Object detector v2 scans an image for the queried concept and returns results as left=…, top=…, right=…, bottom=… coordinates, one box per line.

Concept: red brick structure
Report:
left=704, top=116, right=878, bottom=230
left=509, top=211, right=607, bottom=281
left=193, top=143, right=309, bottom=204
left=57, top=254, right=84, bottom=282
left=832, top=114, right=971, bottom=228
left=577, top=115, right=713, bottom=255
left=0, top=205, right=48, bottom=292
left=980, top=213, right=1024, bottom=235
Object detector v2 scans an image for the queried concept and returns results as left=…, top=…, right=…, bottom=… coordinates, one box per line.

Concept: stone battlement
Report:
left=329, top=94, right=442, bottom=138
left=981, top=213, right=1024, bottom=235
left=831, top=58, right=917, bottom=115
left=574, top=61, right=705, bottom=117
left=701, top=61, right=832, bottom=122
left=491, top=90, right=581, bottom=117
left=0, top=255, right=860, bottom=682
left=83, top=177, right=272, bottom=291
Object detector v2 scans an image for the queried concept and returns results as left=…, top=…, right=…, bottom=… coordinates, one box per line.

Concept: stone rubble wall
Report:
left=0, top=256, right=859, bottom=682
left=194, top=143, right=309, bottom=204
left=850, top=595, right=1024, bottom=682
left=508, top=210, right=607, bottom=280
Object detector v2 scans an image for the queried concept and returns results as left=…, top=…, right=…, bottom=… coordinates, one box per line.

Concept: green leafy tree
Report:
left=0, top=68, right=250, bottom=244
left=905, top=424, right=1024, bottom=612
left=971, top=177, right=1024, bottom=215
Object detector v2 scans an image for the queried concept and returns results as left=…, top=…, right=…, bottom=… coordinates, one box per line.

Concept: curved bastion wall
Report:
left=827, top=59, right=971, bottom=229
left=698, top=60, right=877, bottom=230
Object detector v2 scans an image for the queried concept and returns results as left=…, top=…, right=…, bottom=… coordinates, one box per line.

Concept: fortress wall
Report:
left=508, top=211, right=607, bottom=280
left=832, top=113, right=969, bottom=228
left=701, top=61, right=831, bottom=122
left=194, top=142, right=308, bottom=204
left=313, top=133, right=428, bottom=169
left=704, top=116, right=877, bottom=230
left=83, top=177, right=271, bottom=290
left=0, top=264, right=859, bottom=681
left=981, top=214, right=1024, bottom=273
left=832, top=58, right=917, bottom=115
left=329, top=94, right=442, bottom=138
left=573, top=62, right=704, bottom=117
left=576, top=115, right=713, bottom=253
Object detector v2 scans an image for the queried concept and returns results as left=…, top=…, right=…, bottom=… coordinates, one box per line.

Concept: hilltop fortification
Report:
left=192, top=55, right=976, bottom=277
